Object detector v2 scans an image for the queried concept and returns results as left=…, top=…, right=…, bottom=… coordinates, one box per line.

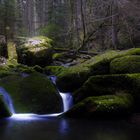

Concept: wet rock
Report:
left=0, top=95, right=11, bottom=118
left=0, top=73, right=63, bottom=114
left=65, top=94, right=133, bottom=118
left=16, top=36, right=53, bottom=67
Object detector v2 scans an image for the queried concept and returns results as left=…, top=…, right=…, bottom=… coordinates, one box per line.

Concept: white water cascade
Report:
left=50, top=76, right=73, bottom=112
left=0, top=76, right=73, bottom=120
left=0, top=87, right=15, bottom=114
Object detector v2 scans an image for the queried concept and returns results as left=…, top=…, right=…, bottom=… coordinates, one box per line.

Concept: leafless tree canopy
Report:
left=0, top=0, right=139, bottom=50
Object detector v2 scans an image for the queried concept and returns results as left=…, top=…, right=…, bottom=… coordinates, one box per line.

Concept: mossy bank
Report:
left=0, top=73, right=63, bottom=114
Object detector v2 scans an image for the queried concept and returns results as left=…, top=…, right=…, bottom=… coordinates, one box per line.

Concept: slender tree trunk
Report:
left=111, top=0, right=118, bottom=49
left=80, top=0, right=86, bottom=46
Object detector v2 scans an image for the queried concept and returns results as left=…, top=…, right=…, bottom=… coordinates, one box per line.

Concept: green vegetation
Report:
left=56, top=49, right=140, bottom=92
left=73, top=74, right=130, bottom=103
left=56, top=51, right=120, bottom=92
left=52, top=53, right=66, bottom=60
left=110, top=55, right=140, bottom=74
left=65, top=94, right=133, bottom=118
left=8, top=42, right=17, bottom=63
left=0, top=0, right=139, bottom=120
left=44, top=66, right=67, bottom=76
left=0, top=73, right=62, bottom=114
left=73, top=74, right=140, bottom=104
left=16, top=36, right=53, bottom=67
left=0, top=62, right=36, bottom=78
left=39, top=24, right=62, bottom=41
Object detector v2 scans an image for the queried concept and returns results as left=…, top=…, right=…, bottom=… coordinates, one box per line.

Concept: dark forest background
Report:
left=0, top=0, right=140, bottom=52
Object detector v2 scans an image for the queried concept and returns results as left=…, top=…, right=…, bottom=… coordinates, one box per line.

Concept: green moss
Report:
left=124, top=48, right=140, bottom=55
left=74, top=74, right=131, bottom=103
left=73, top=73, right=140, bottom=112
left=24, top=36, right=52, bottom=49
left=0, top=62, right=43, bottom=79
left=65, top=94, right=133, bottom=118
left=15, top=64, right=35, bottom=74
left=0, top=70, right=14, bottom=78
left=44, top=66, right=67, bottom=76
left=0, top=73, right=62, bottom=114
left=0, top=65, right=14, bottom=78
left=33, top=65, right=43, bottom=73
left=8, top=42, right=17, bottom=63
left=110, top=55, right=140, bottom=74
left=56, top=50, right=123, bottom=92
left=56, top=48, right=140, bottom=92
left=57, top=66, right=90, bottom=92
left=0, top=95, right=11, bottom=118
left=16, top=36, right=53, bottom=67
left=52, top=53, right=65, bottom=60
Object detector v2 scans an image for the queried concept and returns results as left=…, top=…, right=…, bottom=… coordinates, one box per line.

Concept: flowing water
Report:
left=49, top=76, right=73, bottom=112
left=0, top=75, right=73, bottom=120
left=0, top=87, right=15, bottom=114
left=0, top=115, right=140, bottom=140
left=0, top=76, right=140, bottom=140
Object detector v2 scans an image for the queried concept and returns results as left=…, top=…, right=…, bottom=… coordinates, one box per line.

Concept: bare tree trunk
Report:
left=111, top=0, right=118, bottom=49
left=80, top=0, right=86, bottom=47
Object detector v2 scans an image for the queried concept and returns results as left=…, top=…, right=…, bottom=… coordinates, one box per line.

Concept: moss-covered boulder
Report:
left=64, top=94, right=133, bottom=118
left=56, top=48, right=140, bottom=92
left=73, top=74, right=140, bottom=112
left=56, top=51, right=120, bottom=92
left=52, top=53, right=66, bottom=60
left=0, top=73, right=62, bottom=114
left=0, top=63, right=36, bottom=78
left=110, top=55, right=140, bottom=74
left=73, top=74, right=131, bottom=103
left=0, top=95, right=11, bottom=118
left=125, top=48, right=140, bottom=55
left=33, top=65, right=44, bottom=73
left=0, top=64, right=15, bottom=78
left=57, top=66, right=90, bottom=92
left=16, top=36, right=53, bottom=67
left=44, top=66, right=67, bottom=76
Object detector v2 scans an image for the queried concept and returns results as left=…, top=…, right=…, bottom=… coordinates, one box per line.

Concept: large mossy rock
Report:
left=64, top=94, right=133, bottom=118
left=73, top=74, right=140, bottom=110
left=56, top=48, right=140, bottom=92
left=16, top=36, right=53, bottom=67
left=57, top=66, right=90, bottom=92
left=0, top=63, right=37, bottom=78
left=73, top=74, right=130, bottom=103
left=56, top=51, right=120, bottom=92
left=110, top=55, right=140, bottom=74
left=0, top=95, right=11, bottom=118
left=44, top=66, right=67, bottom=76
left=0, top=73, right=62, bottom=114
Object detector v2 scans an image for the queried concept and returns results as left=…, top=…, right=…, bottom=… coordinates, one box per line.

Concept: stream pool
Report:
left=0, top=114, right=140, bottom=140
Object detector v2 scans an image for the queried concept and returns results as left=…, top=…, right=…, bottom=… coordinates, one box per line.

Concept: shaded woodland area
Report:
left=1, top=0, right=140, bottom=120
left=0, top=0, right=140, bottom=52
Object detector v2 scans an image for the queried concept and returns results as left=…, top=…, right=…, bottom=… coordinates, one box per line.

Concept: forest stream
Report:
left=0, top=0, right=140, bottom=139
left=0, top=75, right=140, bottom=140
left=0, top=75, right=73, bottom=120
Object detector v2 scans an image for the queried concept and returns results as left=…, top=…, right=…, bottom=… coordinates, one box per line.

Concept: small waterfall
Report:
left=0, top=87, right=15, bottom=114
left=0, top=76, right=73, bottom=120
left=50, top=76, right=73, bottom=112
left=59, top=92, right=73, bottom=112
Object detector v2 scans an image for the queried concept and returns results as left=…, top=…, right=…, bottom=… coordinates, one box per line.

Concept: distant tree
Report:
left=1, top=0, right=139, bottom=50
left=0, top=0, right=16, bottom=41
